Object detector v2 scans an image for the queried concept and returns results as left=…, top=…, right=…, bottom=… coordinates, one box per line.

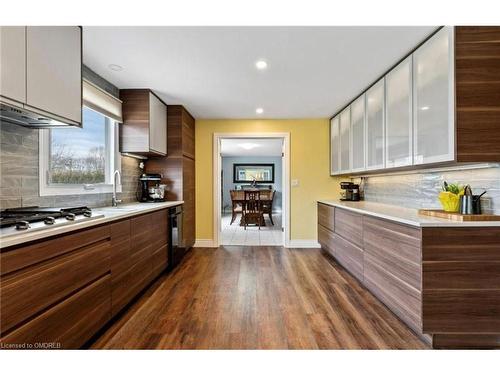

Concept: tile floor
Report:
left=220, top=212, right=283, bottom=246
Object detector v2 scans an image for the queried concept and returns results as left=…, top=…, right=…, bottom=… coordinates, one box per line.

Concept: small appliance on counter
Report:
left=138, top=173, right=167, bottom=202
left=340, top=182, right=361, bottom=201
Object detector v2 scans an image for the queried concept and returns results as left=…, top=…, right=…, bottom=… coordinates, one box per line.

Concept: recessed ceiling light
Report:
left=239, top=143, right=260, bottom=150
left=421, top=106, right=430, bottom=111
left=255, top=60, right=268, bottom=70
left=256, top=108, right=264, bottom=114
left=108, top=64, right=123, bottom=72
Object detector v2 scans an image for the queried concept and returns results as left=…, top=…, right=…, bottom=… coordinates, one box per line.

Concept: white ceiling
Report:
left=221, top=138, right=283, bottom=157
left=82, top=26, right=437, bottom=119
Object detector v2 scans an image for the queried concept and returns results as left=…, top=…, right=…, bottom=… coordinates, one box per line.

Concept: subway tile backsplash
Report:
left=0, top=121, right=141, bottom=209
left=353, top=166, right=500, bottom=214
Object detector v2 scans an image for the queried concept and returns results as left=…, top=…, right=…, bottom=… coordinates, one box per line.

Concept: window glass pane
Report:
left=49, top=107, right=107, bottom=184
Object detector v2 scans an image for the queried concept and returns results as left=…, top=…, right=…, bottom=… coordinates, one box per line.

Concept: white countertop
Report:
left=318, top=200, right=500, bottom=228
left=0, top=201, right=183, bottom=249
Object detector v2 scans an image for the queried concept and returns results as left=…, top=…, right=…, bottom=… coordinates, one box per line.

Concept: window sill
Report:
left=39, top=184, right=122, bottom=197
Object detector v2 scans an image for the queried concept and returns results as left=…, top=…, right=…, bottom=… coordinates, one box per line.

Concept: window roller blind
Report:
left=82, top=79, right=123, bottom=123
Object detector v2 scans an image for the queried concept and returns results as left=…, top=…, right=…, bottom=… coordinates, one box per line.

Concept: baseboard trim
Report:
left=194, top=239, right=321, bottom=248
left=287, top=240, right=321, bottom=248
left=193, top=239, right=217, bottom=248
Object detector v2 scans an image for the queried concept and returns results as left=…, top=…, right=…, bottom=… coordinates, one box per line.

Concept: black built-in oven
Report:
left=168, top=205, right=185, bottom=271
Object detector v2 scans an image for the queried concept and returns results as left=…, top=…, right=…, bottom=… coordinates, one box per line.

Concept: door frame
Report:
left=213, top=132, right=290, bottom=248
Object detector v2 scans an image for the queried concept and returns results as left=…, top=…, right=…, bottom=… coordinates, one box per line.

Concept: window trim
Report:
left=39, top=109, right=122, bottom=197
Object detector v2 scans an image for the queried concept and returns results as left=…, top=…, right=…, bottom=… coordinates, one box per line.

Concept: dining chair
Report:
left=243, top=190, right=263, bottom=230
left=261, top=190, right=275, bottom=225
left=229, top=190, right=244, bottom=225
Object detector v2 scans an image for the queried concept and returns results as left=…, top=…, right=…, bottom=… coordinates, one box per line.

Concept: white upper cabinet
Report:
left=366, top=78, right=385, bottom=170
left=385, top=56, right=413, bottom=168
left=350, top=94, right=365, bottom=171
left=413, top=27, right=455, bottom=165
left=26, top=26, right=82, bottom=124
left=149, top=92, right=167, bottom=155
left=0, top=27, right=26, bottom=104
left=330, top=116, right=340, bottom=175
left=339, top=107, right=351, bottom=173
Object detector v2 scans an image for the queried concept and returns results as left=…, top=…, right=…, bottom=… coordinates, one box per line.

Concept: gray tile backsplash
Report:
left=352, top=166, right=500, bottom=214
left=1, top=66, right=142, bottom=210
left=0, top=121, right=141, bottom=209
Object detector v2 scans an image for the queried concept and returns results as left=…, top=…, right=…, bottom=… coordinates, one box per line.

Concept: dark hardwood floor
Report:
left=90, top=246, right=428, bottom=349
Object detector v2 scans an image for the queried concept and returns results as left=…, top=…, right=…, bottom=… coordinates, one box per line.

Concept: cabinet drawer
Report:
left=364, top=254, right=421, bottom=332
left=0, top=225, right=110, bottom=276
left=1, top=274, right=111, bottom=349
left=334, top=208, right=363, bottom=248
left=1, top=240, right=111, bottom=334
left=332, top=232, right=363, bottom=281
left=318, top=224, right=336, bottom=257
left=318, top=203, right=335, bottom=232
left=150, top=209, right=168, bottom=251
left=363, top=216, right=422, bottom=290
left=151, top=244, right=168, bottom=279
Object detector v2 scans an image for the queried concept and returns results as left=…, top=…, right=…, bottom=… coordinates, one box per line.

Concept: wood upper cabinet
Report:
left=0, top=26, right=26, bottom=104
left=385, top=56, right=413, bottom=168
left=0, top=26, right=82, bottom=125
left=120, top=89, right=168, bottom=156
left=413, top=26, right=454, bottom=165
left=330, top=116, right=340, bottom=175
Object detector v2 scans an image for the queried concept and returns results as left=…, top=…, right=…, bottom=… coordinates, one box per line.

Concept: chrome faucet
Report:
left=112, top=170, right=122, bottom=207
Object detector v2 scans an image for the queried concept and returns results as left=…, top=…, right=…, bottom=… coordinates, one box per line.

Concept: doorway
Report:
left=213, top=133, right=290, bottom=247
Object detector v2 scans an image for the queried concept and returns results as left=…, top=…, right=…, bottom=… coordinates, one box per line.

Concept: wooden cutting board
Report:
left=418, top=209, right=500, bottom=221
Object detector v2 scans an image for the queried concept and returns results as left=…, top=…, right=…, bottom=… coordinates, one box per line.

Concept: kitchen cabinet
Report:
left=0, top=26, right=82, bottom=126
left=366, top=78, right=385, bottom=170
left=318, top=202, right=500, bottom=348
left=350, top=94, right=366, bottom=171
left=0, top=207, right=172, bottom=348
left=330, top=116, right=340, bottom=175
left=120, top=89, right=168, bottom=156
left=413, top=26, right=454, bottom=165
left=0, top=26, right=26, bottom=104
left=146, top=105, right=196, bottom=250
left=385, top=56, right=413, bottom=167
left=339, top=107, right=351, bottom=173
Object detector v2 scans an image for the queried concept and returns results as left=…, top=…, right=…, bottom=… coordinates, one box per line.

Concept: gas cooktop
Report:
left=0, top=206, right=103, bottom=237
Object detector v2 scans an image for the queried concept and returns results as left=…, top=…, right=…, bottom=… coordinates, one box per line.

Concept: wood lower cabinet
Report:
left=0, top=207, right=172, bottom=349
left=318, top=202, right=500, bottom=348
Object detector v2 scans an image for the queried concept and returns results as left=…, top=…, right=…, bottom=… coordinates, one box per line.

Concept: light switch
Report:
left=291, top=179, right=299, bottom=187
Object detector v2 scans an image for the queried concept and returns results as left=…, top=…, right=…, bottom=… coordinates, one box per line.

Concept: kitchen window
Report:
left=39, top=106, right=121, bottom=196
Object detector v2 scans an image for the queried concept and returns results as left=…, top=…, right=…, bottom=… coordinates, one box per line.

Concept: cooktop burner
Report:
left=0, top=206, right=93, bottom=229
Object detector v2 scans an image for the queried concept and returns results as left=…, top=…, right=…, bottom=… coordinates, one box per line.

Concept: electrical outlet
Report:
left=291, top=179, right=299, bottom=187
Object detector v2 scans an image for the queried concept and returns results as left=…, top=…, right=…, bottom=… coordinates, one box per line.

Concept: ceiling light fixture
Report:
left=108, top=64, right=123, bottom=72
left=239, top=143, right=260, bottom=150
left=421, top=106, right=430, bottom=111
left=256, top=108, right=264, bottom=114
left=255, top=60, right=268, bottom=70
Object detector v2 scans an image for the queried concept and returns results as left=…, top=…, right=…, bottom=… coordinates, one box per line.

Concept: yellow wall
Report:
left=195, top=119, right=341, bottom=242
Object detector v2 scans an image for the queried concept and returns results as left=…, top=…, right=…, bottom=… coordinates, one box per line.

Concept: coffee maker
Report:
left=340, top=182, right=361, bottom=201
left=138, top=173, right=166, bottom=202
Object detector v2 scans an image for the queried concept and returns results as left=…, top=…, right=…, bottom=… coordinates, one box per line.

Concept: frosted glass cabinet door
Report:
left=339, top=107, right=351, bottom=173
left=330, top=116, right=340, bottom=175
left=366, top=78, right=385, bottom=170
left=350, top=94, right=365, bottom=171
left=413, top=27, right=454, bottom=165
left=385, top=56, right=412, bottom=168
